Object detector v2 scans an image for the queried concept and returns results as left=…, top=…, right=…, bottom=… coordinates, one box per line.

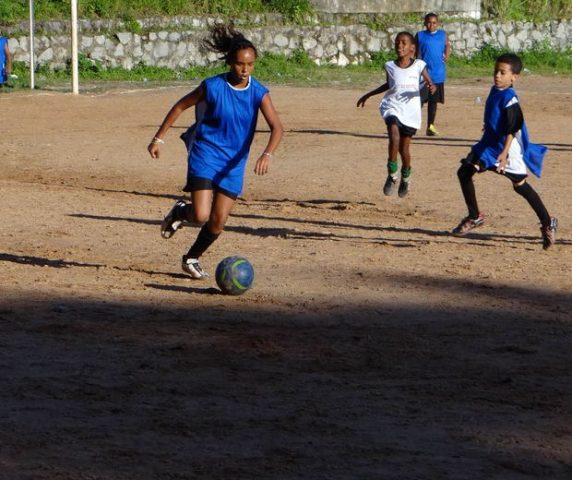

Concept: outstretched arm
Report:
left=148, top=84, right=205, bottom=159
left=254, top=93, right=284, bottom=176
left=421, top=68, right=437, bottom=94
left=356, top=83, right=389, bottom=108
left=4, top=42, right=11, bottom=76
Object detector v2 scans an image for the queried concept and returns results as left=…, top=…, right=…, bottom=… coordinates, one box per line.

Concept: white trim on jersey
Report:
left=496, top=129, right=527, bottom=175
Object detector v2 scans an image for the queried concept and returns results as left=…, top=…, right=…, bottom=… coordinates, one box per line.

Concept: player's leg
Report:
left=426, top=84, right=443, bottom=136
left=452, top=156, right=485, bottom=235
left=384, top=121, right=400, bottom=196
left=398, top=135, right=412, bottom=197
left=207, top=189, right=236, bottom=234
left=512, top=179, right=557, bottom=249
left=161, top=179, right=213, bottom=239
left=189, top=189, right=213, bottom=224
left=427, top=101, right=438, bottom=135
left=182, top=190, right=236, bottom=278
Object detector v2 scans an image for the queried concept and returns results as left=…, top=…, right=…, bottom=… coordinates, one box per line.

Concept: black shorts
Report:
left=183, top=176, right=238, bottom=200
left=385, top=115, right=417, bottom=137
left=462, top=152, right=528, bottom=182
left=421, top=82, right=445, bottom=104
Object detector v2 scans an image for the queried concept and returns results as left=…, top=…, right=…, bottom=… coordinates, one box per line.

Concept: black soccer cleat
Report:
left=161, top=200, right=187, bottom=239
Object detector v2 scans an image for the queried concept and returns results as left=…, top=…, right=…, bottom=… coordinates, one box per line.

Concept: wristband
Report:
left=152, top=136, right=165, bottom=145
left=262, top=152, right=273, bottom=157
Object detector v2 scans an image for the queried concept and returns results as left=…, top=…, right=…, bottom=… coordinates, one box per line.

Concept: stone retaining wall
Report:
left=7, top=18, right=571, bottom=70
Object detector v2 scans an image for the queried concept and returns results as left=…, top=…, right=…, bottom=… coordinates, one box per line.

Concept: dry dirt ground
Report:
left=0, top=76, right=571, bottom=480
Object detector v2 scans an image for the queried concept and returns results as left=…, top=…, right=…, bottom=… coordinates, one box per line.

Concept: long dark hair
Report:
left=203, top=24, right=257, bottom=64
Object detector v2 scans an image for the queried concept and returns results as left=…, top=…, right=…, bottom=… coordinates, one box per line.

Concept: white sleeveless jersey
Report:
left=379, top=59, right=426, bottom=129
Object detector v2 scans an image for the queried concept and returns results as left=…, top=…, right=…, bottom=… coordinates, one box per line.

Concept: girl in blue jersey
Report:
left=148, top=24, right=283, bottom=278
left=452, top=53, right=557, bottom=250
left=415, top=13, right=450, bottom=136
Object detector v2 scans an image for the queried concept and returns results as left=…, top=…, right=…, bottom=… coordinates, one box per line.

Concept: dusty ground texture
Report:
left=0, top=76, right=571, bottom=480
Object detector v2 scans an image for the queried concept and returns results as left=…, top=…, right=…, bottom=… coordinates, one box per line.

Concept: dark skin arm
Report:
left=4, top=42, right=11, bottom=76
left=356, top=82, right=389, bottom=108
left=253, top=93, right=283, bottom=175
left=147, top=85, right=205, bottom=159
left=421, top=67, right=437, bottom=94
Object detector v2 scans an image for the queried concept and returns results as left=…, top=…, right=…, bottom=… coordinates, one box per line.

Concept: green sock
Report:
left=401, top=167, right=412, bottom=182
left=387, top=160, right=398, bottom=176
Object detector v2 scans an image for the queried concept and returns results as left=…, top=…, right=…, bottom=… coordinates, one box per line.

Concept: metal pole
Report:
left=71, top=0, right=79, bottom=94
left=29, top=0, right=35, bottom=89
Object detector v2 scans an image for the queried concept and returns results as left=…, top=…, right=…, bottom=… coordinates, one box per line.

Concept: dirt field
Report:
left=1, top=76, right=571, bottom=480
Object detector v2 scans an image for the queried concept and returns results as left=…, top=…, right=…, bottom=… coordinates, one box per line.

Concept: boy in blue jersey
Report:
left=452, top=53, right=557, bottom=250
left=415, top=13, right=450, bottom=136
left=0, top=34, right=12, bottom=87
left=148, top=24, right=283, bottom=278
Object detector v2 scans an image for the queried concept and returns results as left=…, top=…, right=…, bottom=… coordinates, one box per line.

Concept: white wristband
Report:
left=262, top=152, right=273, bottom=157
left=152, top=136, right=165, bottom=144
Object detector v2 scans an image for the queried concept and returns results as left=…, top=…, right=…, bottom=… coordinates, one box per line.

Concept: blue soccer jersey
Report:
left=416, top=30, right=447, bottom=84
left=188, top=73, right=269, bottom=195
left=472, top=86, right=547, bottom=177
left=0, top=37, right=7, bottom=84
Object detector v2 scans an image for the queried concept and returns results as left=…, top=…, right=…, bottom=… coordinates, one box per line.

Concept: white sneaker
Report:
left=182, top=257, right=209, bottom=279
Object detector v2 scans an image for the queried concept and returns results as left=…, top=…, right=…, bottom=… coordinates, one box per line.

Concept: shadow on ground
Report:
left=0, top=277, right=570, bottom=480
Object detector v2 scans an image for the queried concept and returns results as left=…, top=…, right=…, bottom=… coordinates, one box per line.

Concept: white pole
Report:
left=29, top=0, right=35, bottom=89
left=71, top=0, right=79, bottom=94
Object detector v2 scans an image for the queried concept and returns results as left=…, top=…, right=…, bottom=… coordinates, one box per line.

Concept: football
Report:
left=215, top=256, right=254, bottom=295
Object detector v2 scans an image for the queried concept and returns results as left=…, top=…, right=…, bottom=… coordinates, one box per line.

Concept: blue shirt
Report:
left=472, top=86, right=547, bottom=177
left=416, top=30, right=447, bottom=84
left=189, top=74, right=269, bottom=195
left=0, top=37, right=7, bottom=84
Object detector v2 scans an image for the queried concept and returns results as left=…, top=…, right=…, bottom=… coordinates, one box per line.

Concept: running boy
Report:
left=357, top=31, right=436, bottom=197
left=415, top=12, right=451, bottom=136
left=148, top=24, right=283, bottom=278
left=452, top=53, right=557, bottom=250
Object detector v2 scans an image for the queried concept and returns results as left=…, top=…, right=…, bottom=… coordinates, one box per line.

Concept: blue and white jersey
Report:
left=472, top=86, right=547, bottom=177
left=416, top=30, right=447, bottom=84
left=189, top=73, right=269, bottom=195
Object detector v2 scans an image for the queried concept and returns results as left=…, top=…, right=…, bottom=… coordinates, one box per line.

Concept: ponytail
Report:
left=203, top=24, right=257, bottom=64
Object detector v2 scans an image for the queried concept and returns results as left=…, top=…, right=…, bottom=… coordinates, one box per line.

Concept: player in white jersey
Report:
left=357, top=32, right=436, bottom=198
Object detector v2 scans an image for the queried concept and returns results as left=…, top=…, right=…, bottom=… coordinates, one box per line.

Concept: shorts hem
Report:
left=183, top=176, right=239, bottom=200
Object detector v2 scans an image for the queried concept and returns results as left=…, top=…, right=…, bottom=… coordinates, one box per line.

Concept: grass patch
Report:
left=2, top=0, right=570, bottom=25
left=448, top=43, right=572, bottom=77
left=481, top=0, right=572, bottom=21
left=0, top=0, right=314, bottom=24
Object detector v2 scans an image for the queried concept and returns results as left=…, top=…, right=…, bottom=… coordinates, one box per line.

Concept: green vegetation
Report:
left=1, top=0, right=570, bottom=25
left=482, top=0, right=572, bottom=21
left=0, top=0, right=314, bottom=24
left=448, top=43, right=572, bottom=77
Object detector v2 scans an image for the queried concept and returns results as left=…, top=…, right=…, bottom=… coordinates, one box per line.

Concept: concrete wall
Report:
left=310, top=0, right=481, bottom=18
